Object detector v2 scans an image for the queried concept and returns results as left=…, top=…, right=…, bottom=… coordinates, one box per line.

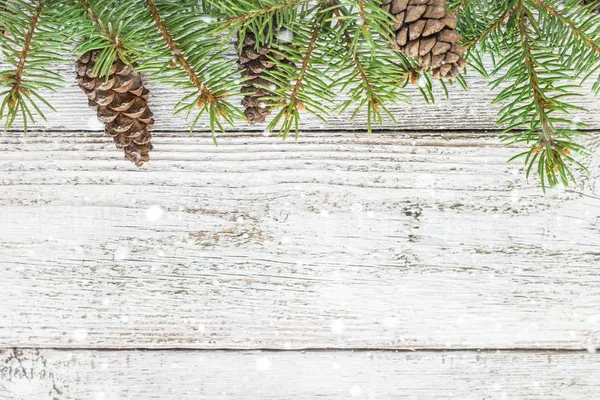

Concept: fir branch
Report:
left=267, top=3, right=332, bottom=137
left=142, top=0, right=241, bottom=134
left=333, top=6, right=378, bottom=110
left=0, top=0, right=63, bottom=131
left=463, top=6, right=515, bottom=50
left=289, top=15, right=322, bottom=110
left=530, top=0, right=600, bottom=56
left=448, top=0, right=472, bottom=12
left=219, top=0, right=312, bottom=28
left=144, top=0, right=206, bottom=98
left=518, top=5, right=552, bottom=146
left=77, top=0, right=127, bottom=57
left=13, top=2, right=43, bottom=97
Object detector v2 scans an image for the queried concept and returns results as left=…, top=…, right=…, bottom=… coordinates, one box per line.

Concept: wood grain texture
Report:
left=2, top=63, right=600, bottom=132
left=1, top=131, right=599, bottom=349
left=1, top=349, right=600, bottom=400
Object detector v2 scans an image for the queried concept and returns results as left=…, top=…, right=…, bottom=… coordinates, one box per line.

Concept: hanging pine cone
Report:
left=381, top=0, right=467, bottom=79
left=237, top=32, right=292, bottom=124
left=76, top=50, right=154, bottom=167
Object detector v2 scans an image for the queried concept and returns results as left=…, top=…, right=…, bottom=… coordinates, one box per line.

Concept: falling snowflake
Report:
left=382, top=317, right=398, bottom=329
left=145, top=205, right=164, bottom=222
left=331, top=319, right=345, bottom=335
left=356, top=16, right=365, bottom=27
left=72, top=329, right=88, bottom=342
left=350, top=385, right=362, bottom=397
left=278, top=29, right=294, bottom=44
left=256, top=357, right=272, bottom=371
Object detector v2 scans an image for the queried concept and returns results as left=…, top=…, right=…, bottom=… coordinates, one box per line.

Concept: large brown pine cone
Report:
left=381, top=0, right=467, bottom=79
left=238, top=32, right=292, bottom=124
left=76, top=51, right=154, bottom=167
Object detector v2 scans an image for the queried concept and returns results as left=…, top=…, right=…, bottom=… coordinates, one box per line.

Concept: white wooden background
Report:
left=1, top=62, right=600, bottom=399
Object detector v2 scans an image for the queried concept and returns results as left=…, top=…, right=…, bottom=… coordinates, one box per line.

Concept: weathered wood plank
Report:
left=1, top=131, right=599, bottom=349
left=3, top=63, right=600, bottom=132
left=1, top=349, right=599, bottom=400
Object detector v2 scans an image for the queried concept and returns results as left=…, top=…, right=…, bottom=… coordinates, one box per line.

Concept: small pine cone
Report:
left=76, top=50, right=154, bottom=167
left=381, top=0, right=467, bottom=79
left=237, top=32, right=292, bottom=124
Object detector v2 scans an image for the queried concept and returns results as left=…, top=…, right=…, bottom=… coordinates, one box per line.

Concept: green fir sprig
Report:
left=0, top=0, right=598, bottom=191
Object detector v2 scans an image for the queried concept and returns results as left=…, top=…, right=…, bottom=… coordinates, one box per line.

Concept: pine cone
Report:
left=76, top=50, right=154, bottom=167
left=237, top=32, right=292, bottom=124
left=381, top=0, right=467, bottom=79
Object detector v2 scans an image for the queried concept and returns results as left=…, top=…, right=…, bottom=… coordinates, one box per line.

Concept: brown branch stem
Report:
left=518, top=2, right=553, bottom=146
left=13, top=0, right=44, bottom=96
left=332, top=5, right=377, bottom=108
left=287, top=7, right=327, bottom=111
left=464, top=6, right=514, bottom=50
left=78, top=0, right=127, bottom=59
left=144, top=0, right=217, bottom=105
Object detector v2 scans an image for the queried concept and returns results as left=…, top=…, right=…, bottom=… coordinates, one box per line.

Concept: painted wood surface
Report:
left=1, top=131, right=599, bottom=350
left=2, top=58, right=600, bottom=399
left=1, top=349, right=600, bottom=400
left=4, top=64, right=600, bottom=132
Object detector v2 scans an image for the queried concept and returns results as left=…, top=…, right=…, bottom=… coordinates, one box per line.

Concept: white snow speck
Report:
left=366, top=211, right=375, bottom=218
left=94, top=392, right=105, bottom=400
left=120, top=316, right=129, bottom=323
left=145, top=205, right=164, bottom=222
left=417, top=76, right=427, bottom=89
left=332, top=362, right=340, bottom=370
left=350, top=385, right=362, bottom=397
left=101, top=297, right=111, bottom=306
left=100, top=362, right=109, bottom=370
left=331, top=319, right=345, bottom=335
left=197, top=324, right=206, bottom=333
left=256, top=357, right=272, bottom=371
left=356, top=16, right=365, bottom=27
left=281, top=236, right=291, bottom=244
left=278, top=29, right=294, bottom=44
left=320, top=210, right=330, bottom=217
left=72, top=329, right=88, bottom=342
left=382, top=317, right=398, bottom=329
